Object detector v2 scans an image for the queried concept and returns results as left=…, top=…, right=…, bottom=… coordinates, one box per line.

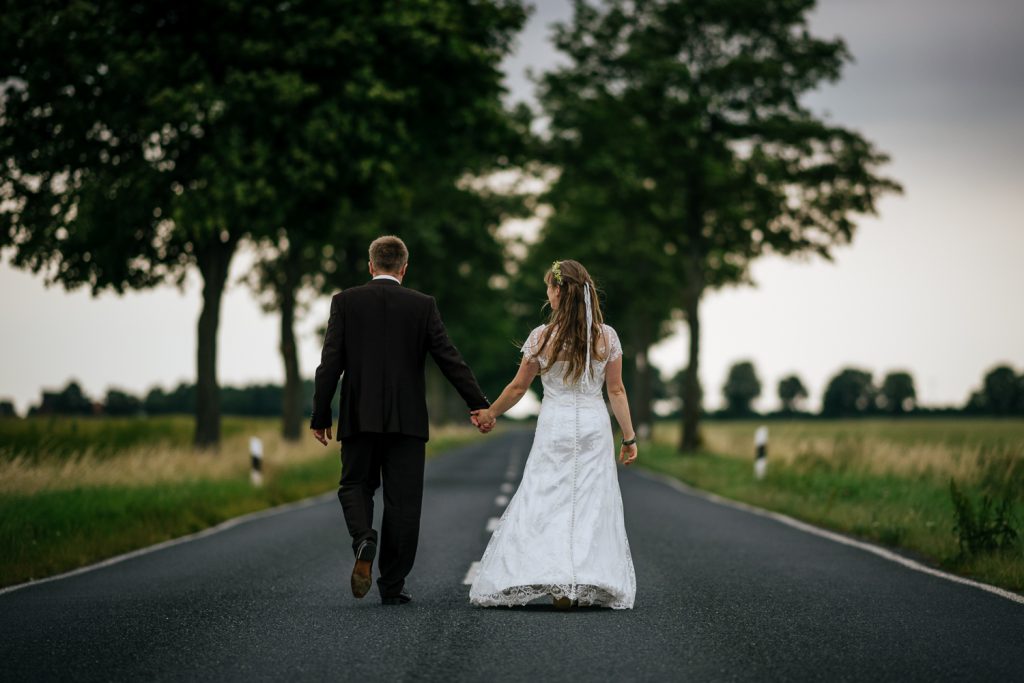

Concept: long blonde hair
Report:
left=529, top=259, right=607, bottom=385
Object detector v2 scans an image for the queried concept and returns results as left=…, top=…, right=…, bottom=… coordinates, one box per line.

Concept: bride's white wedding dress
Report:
left=469, top=323, right=636, bottom=609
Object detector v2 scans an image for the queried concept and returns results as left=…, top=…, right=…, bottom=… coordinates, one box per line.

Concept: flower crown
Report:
left=551, top=260, right=563, bottom=285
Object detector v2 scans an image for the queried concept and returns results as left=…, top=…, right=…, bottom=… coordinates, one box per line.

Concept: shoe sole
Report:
left=351, top=541, right=376, bottom=599
left=552, top=597, right=578, bottom=611
left=351, top=559, right=372, bottom=598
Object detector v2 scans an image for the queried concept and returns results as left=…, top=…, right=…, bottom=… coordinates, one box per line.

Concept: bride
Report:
left=469, top=259, right=637, bottom=610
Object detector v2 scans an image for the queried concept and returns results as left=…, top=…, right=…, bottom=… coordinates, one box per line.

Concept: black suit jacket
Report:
left=310, top=278, right=489, bottom=441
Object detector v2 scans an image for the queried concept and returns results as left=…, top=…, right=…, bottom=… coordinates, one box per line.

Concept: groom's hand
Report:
left=470, top=409, right=496, bottom=434
left=312, top=426, right=332, bottom=446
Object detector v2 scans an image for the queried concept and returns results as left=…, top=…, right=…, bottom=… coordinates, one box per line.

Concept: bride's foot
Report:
left=552, top=596, right=575, bottom=610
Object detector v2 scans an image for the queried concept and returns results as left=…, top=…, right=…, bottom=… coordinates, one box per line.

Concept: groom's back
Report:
left=337, top=280, right=434, bottom=440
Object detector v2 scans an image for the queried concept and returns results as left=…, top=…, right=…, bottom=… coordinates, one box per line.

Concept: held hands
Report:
left=618, top=442, right=638, bottom=466
left=312, top=426, right=333, bottom=446
left=470, top=408, right=497, bottom=434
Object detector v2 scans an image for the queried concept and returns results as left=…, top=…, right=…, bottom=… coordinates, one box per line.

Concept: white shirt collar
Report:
left=373, top=274, right=401, bottom=284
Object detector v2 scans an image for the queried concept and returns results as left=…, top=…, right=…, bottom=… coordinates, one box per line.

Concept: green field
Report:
left=0, top=416, right=479, bottom=588
left=0, top=414, right=267, bottom=462
left=644, top=418, right=1024, bottom=593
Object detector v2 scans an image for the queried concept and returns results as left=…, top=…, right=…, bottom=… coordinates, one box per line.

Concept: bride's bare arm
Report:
left=477, top=357, right=540, bottom=422
left=604, top=356, right=635, bottom=439
left=604, top=356, right=638, bottom=465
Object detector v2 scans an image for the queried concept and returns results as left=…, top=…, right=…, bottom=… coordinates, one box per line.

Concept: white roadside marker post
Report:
left=754, top=425, right=768, bottom=480
left=250, top=437, right=264, bottom=487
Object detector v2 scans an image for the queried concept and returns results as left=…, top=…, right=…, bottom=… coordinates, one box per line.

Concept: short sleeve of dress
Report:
left=521, top=325, right=546, bottom=361
left=603, top=325, right=623, bottom=363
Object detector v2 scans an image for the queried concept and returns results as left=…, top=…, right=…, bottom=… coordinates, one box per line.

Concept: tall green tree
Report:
left=345, top=163, right=533, bottom=424
left=242, top=229, right=325, bottom=439
left=0, top=3, right=307, bottom=445
left=537, top=0, right=902, bottom=451
left=722, top=359, right=761, bottom=416
left=1, top=1, right=528, bottom=446
left=777, top=374, right=808, bottom=413
left=518, top=198, right=678, bottom=437
left=821, top=367, right=875, bottom=418
left=242, top=1, right=531, bottom=439
left=1017, top=372, right=1024, bottom=415
left=966, top=365, right=1021, bottom=416
left=879, top=370, right=916, bottom=415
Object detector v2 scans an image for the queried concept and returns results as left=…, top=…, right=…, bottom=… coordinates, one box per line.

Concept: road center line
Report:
left=462, top=561, right=480, bottom=586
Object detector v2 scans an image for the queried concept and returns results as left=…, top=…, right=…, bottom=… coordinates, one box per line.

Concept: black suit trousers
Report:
left=338, top=433, right=426, bottom=597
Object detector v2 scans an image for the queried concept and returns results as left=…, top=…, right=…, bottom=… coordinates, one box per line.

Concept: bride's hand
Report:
left=470, top=409, right=496, bottom=433
left=618, top=442, right=638, bottom=466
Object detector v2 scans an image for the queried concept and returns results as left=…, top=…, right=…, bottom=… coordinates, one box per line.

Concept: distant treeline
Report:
left=0, top=380, right=337, bottom=420
left=655, top=360, right=1024, bottom=420
left=2, top=360, right=1023, bottom=421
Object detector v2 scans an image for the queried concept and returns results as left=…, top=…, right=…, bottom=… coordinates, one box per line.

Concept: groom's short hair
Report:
left=369, top=235, right=409, bottom=273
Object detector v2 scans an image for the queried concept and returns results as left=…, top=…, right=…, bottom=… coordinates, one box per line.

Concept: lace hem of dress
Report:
left=470, top=583, right=632, bottom=610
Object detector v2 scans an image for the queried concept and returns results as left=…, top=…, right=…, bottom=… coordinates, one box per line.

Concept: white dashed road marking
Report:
left=463, top=446, right=524, bottom=588
left=462, top=561, right=480, bottom=586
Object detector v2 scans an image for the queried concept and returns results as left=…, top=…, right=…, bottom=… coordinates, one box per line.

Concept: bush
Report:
left=105, top=389, right=143, bottom=416
left=949, top=478, right=1019, bottom=559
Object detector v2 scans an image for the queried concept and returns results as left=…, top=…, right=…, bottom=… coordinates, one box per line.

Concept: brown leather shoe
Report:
left=351, top=540, right=376, bottom=599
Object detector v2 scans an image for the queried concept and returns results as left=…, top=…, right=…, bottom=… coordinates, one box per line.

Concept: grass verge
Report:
left=639, top=441, right=1024, bottom=595
left=1, top=430, right=477, bottom=589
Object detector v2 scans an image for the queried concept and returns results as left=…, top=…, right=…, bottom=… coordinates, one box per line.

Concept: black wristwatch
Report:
left=621, top=436, right=637, bottom=446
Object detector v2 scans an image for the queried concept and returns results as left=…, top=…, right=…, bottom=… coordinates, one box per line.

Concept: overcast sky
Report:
left=2, top=0, right=1022, bottom=415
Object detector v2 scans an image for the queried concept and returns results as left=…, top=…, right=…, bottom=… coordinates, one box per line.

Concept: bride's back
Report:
left=522, top=323, right=623, bottom=401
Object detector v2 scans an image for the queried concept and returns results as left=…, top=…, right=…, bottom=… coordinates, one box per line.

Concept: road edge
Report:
left=632, top=468, right=1024, bottom=606
left=0, top=433, right=489, bottom=598
left=0, top=491, right=337, bottom=598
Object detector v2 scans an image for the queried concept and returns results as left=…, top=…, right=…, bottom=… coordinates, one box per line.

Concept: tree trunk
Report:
left=631, top=321, right=654, bottom=441
left=678, top=148, right=709, bottom=453
left=679, top=249, right=705, bottom=453
left=194, top=236, right=237, bottom=450
left=279, top=245, right=303, bottom=442
left=679, top=284, right=703, bottom=451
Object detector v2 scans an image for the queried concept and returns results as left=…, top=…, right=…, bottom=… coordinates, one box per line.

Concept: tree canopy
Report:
left=777, top=374, right=808, bottom=413
left=722, top=360, right=762, bottom=416
left=536, top=0, right=902, bottom=450
left=879, top=371, right=916, bottom=414
left=2, top=0, right=530, bottom=444
left=821, top=367, right=876, bottom=418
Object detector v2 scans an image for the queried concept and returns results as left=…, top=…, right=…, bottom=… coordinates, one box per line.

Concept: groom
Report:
left=310, top=235, right=491, bottom=605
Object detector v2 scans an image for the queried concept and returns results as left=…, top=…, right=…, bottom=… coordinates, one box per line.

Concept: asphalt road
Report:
left=2, top=430, right=1022, bottom=682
